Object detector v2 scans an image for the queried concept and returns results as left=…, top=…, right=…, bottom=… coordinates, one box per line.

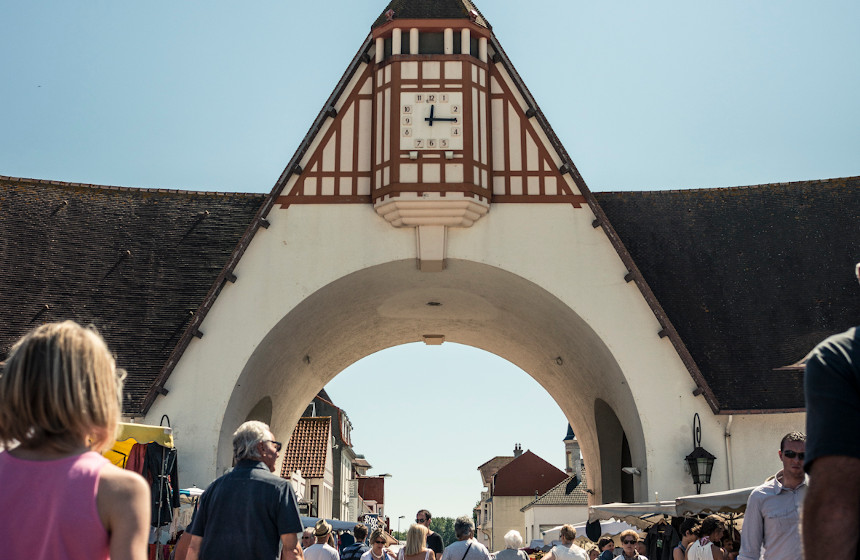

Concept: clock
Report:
left=400, top=91, right=464, bottom=151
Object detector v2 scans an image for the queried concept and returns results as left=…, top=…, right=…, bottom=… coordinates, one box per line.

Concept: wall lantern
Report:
left=685, top=413, right=716, bottom=494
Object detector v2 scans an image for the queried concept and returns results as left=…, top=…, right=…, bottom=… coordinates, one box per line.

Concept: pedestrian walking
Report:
left=361, top=529, right=397, bottom=560
left=341, top=525, right=370, bottom=560
left=417, top=509, right=444, bottom=560
left=440, top=516, right=492, bottom=560
left=540, top=525, right=588, bottom=560
left=186, top=420, right=303, bottom=560
left=738, top=432, right=807, bottom=560
left=686, top=517, right=726, bottom=560
left=495, top=530, right=529, bottom=560
left=0, top=321, right=151, bottom=560
left=803, top=264, right=860, bottom=560
left=616, top=530, right=647, bottom=560
left=305, top=520, right=341, bottom=560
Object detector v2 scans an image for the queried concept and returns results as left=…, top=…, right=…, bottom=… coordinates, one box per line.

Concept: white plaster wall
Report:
left=145, top=201, right=800, bottom=501
left=491, top=495, right=532, bottom=552
left=145, top=203, right=414, bottom=485
left=523, top=505, right=589, bottom=544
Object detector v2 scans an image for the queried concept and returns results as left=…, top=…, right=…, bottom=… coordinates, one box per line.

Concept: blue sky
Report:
left=3, top=0, right=858, bottom=525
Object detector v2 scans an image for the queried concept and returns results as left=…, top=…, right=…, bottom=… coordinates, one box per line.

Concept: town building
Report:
left=475, top=444, right=567, bottom=552
left=302, top=390, right=358, bottom=520
left=281, top=416, right=335, bottom=519
left=521, top=427, right=590, bottom=545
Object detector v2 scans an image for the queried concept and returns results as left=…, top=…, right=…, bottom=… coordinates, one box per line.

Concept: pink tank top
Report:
left=0, top=450, right=111, bottom=560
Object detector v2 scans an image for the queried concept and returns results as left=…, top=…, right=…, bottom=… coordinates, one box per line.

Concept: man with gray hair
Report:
left=440, top=516, right=491, bottom=560
left=187, top=421, right=304, bottom=560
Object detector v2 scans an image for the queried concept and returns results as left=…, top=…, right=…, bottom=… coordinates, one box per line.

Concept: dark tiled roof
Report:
left=0, top=176, right=265, bottom=413
left=593, top=177, right=860, bottom=411
left=492, top=450, right=567, bottom=497
left=372, top=0, right=489, bottom=29
left=281, top=417, right=331, bottom=479
left=521, top=468, right=589, bottom=510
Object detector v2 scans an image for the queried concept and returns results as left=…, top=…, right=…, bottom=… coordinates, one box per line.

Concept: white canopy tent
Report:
left=587, top=501, right=677, bottom=530
left=674, top=486, right=756, bottom=516
left=542, top=518, right=641, bottom=544
left=588, top=486, right=757, bottom=529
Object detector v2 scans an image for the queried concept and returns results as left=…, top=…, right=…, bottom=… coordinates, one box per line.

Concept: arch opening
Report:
left=217, top=259, right=647, bottom=504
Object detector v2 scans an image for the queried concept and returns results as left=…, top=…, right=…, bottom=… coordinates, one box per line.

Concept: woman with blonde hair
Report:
left=399, top=524, right=436, bottom=560
left=0, top=321, right=150, bottom=560
left=543, top=524, right=588, bottom=560
left=362, top=528, right=397, bottom=560
left=617, top=530, right=647, bottom=560
left=495, top=530, right=529, bottom=560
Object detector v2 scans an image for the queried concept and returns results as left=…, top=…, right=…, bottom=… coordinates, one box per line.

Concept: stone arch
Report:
left=594, top=398, right=644, bottom=503
left=244, top=396, right=273, bottom=425
left=216, top=258, right=646, bottom=502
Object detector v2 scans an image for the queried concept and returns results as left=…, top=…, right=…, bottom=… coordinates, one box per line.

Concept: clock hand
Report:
left=424, top=104, right=457, bottom=125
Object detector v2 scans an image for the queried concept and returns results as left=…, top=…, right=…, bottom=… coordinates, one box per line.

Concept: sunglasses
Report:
left=262, top=440, right=283, bottom=452
left=416, top=518, right=426, bottom=523
left=622, top=540, right=636, bottom=545
left=375, top=541, right=387, bottom=545
left=782, top=449, right=805, bottom=460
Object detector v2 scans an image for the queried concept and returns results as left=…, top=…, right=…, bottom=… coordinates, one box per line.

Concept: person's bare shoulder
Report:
left=99, top=463, right=150, bottom=498
left=97, top=464, right=150, bottom=525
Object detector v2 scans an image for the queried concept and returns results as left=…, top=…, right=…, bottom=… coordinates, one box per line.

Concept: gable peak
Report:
left=372, top=0, right=490, bottom=29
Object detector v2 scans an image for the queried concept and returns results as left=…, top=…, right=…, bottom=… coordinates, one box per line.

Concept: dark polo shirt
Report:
left=191, top=460, right=303, bottom=560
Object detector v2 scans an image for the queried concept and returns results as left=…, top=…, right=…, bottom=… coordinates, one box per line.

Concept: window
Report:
left=310, top=485, right=319, bottom=517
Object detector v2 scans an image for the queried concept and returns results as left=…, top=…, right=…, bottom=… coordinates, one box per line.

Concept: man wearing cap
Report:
left=305, top=520, right=341, bottom=560
left=187, top=421, right=303, bottom=560
left=803, top=263, right=860, bottom=560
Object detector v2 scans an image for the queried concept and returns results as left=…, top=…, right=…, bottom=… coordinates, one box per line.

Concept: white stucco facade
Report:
left=144, top=201, right=805, bottom=502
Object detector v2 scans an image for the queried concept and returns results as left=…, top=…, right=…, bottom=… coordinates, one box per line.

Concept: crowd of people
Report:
left=0, top=262, right=858, bottom=559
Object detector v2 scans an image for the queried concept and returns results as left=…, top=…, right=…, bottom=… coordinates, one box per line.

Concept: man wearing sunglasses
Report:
left=186, top=421, right=303, bottom=560
left=738, top=432, right=807, bottom=560
left=417, top=509, right=443, bottom=560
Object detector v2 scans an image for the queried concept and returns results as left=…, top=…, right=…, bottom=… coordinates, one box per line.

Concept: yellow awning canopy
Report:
left=103, top=422, right=174, bottom=468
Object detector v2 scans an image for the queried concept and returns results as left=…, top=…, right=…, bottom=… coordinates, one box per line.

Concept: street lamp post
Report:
left=398, top=515, right=405, bottom=536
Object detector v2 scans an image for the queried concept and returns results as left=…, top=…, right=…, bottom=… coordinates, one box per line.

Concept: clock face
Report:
left=400, top=91, right=464, bottom=151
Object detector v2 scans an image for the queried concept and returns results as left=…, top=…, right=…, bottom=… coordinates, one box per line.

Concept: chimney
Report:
left=513, top=443, right=523, bottom=458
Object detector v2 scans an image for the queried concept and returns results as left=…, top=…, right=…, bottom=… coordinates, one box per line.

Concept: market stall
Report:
left=103, top=419, right=179, bottom=560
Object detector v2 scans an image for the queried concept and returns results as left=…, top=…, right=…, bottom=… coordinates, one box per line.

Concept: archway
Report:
left=217, top=258, right=647, bottom=503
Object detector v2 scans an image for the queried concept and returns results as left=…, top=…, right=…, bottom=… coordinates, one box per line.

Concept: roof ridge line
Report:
left=0, top=175, right=265, bottom=197
left=596, top=175, right=860, bottom=195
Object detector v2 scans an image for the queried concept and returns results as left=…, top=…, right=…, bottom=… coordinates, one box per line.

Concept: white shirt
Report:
left=550, top=543, right=589, bottom=560
left=738, top=470, right=808, bottom=560
left=305, top=542, right=341, bottom=560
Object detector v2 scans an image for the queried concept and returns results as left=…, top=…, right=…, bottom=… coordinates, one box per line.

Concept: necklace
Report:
left=372, top=551, right=384, bottom=559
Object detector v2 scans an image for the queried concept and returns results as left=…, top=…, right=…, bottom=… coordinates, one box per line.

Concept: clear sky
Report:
left=3, top=0, right=858, bottom=527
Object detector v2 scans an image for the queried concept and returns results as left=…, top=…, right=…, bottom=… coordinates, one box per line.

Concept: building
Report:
left=1, top=0, right=858, bottom=503
left=521, top=472, right=591, bottom=546
left=475, top=451, right=517, bottom=548
left=476, top=445, right=568, bottom=552
left=302, top=390, right=358, bottom=521
left=281, top=417, right=335, bottom=519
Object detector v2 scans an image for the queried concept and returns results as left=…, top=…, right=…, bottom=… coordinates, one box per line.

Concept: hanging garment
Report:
left=644, top=520, right=679, bottom=560
left=143, top=443, right=180, bottom=527
left=126, top=442, right=148, bottom=477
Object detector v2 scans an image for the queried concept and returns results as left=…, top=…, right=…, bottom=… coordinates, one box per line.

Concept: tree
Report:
left=429, top=517, right=456, bottom=548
